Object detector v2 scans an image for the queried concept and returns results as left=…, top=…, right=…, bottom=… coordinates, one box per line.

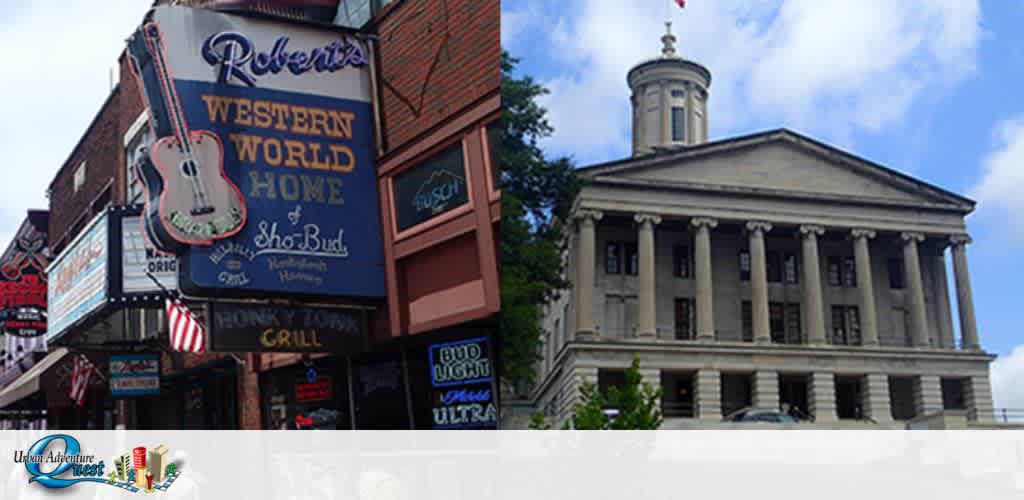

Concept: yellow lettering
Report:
left=327, top=110, right=354, bottom=139
left=306, top=142, right=330, bottom=171
left=283, top=140, right=308, bottom=168
left=201, top=94, right=232, bottom=123
left=270, top=103, right=290, bottom=131
left=253, top=100, right=273, bottom=129
left=329, top=144, right=354, bottom=172
left=234, top=98, right=253, bottom=126
left=264, top=138, right=283, bottom=166
left=308, top=108, right=329, bottom=137
left=228, top=133, right=262, bottom=163
left=291, top=106, right=310, bottom=135
left=260, top=329, right=275, bottom=347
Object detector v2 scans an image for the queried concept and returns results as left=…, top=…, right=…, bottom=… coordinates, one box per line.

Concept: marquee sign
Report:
left=128, top=5, right=383, bottom=298
left=47, top=207, right=182, bottom=342
left=47, top=212, right=108, bottom=341
left=427, top=337, right=497, bottom=429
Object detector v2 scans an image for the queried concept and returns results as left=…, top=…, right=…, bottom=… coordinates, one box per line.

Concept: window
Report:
left=671, top=106, right=686, bottom=142
left=766, top=251, right=782, bottom=283
left=624, top=243, right=639, bottom=275
left=605, top=242, right=621, bottom=275
left=671, top=89, right=686, bottom=98
left=674, top=298, right=694, bottom=340
left=785, top=304, right=802, bottom=344
left=126, top=124, right=155, bottom=205
left=827, top=257, right=841, bottom=286
left=739, top=251, right=751, bottom=281
left=769, top=303, right=785, bottom=343
left=831, top=306, right=862, bottom=345
left=73, top=161, right=86, bottom=193
left=784, top=253, right=799, bottom=284
left=334, top=0, right=394, bottom=28
left=888, top=258, right=904, bottom=289
left=941, top=378, right=967, bottom=410
left=486, top=122, right=500, bottom=189
left=741, top=301, right=752, bottom=342
left=673, top=245, right=691, bottom=278
left=843, top=257, right=857, bottom=287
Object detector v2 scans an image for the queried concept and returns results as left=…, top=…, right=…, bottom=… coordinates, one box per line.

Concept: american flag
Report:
left=166, top=297, right=206, bottom=353
left=69, top=354, right=95, bottom=407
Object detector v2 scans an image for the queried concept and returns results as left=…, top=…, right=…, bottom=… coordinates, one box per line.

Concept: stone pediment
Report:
left=581, top=130, right=974, bottom=211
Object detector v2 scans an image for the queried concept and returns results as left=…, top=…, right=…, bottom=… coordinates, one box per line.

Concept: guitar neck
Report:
left=143, top=23, right=192, bottom=152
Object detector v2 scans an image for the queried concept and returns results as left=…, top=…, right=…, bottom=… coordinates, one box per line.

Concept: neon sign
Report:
left=202, top=32, right=368, bottom=87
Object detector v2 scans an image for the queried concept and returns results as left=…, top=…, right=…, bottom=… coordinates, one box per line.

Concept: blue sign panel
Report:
left=145, top=6, right=384, bottom=298
left=178, top=82, right=384, bottom=296
left=47, top=212, right=108, bottom=341
left=110, top=354, right=160, bottom=397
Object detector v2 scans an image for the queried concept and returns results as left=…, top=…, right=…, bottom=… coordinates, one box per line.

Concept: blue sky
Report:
left=503, top=0, right=1024, bottom=408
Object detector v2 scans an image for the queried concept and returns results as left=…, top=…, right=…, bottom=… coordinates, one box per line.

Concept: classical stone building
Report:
left=527, top=25, right=995, bottom=428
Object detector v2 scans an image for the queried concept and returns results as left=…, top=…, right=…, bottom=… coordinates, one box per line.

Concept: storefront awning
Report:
left=0, top=348, right=68, bottom=409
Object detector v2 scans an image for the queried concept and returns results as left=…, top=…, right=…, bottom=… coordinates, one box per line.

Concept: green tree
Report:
left=566, top=355, right=663, bottom=430
left=500, top=51, right=579, bottom=389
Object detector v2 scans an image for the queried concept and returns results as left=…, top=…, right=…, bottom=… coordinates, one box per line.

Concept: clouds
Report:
left=971, top=117, right=1024, bottom=242
left=991, top=345, right=1024, bottom=416
left=503, top=0, right=981, bottom=164
left=0, top=1, right=151, bottom=245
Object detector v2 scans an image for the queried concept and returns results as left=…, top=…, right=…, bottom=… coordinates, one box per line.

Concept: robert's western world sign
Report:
left=129, top=5, right=384, bottom=298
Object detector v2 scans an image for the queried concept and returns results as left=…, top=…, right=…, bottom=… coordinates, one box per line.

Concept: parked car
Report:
left=723, top=408, right=800, bottom=423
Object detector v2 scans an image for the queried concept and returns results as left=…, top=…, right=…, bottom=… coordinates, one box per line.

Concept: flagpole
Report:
left=144, top=270, right=175, bottom=300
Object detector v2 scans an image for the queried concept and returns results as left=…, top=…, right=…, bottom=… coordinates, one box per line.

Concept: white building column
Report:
left=753, top=371, right=780, bottom=410
left=950, top=235, right=980, bottom=350
left=635, top=214, right=662, bottom=338
left=747, top=221, right=773, bottom=344
left=913, top=375, right=944, bottom=417
left=574, top=210, right=603, bottom=338
left=851, top=229, right=880, bottom=347
left=692, top=217, right=718, bottom=341
left=965, top=374, right=995, bottom=422
left=799, top=225, right=827, bottom=345
left=637, top=367, right=662, bottom=392
left=901, top=232, right=931, bottom=348
left=862, top=374, right=894, bottom=424
left=933, top=248, right=956, bottom=349
left=809, top=372, right=838, bottom=423
left=563, top=366, right=599, bottom=427
left=695, top=369, right=722, bottom=420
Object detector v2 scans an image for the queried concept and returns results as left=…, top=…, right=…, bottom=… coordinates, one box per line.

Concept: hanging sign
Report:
left=208, top=303, right=365, bottom=353
left=0, top=211, right=50, bottom=352
left=110, top=354, right=161, bottom=397
left=428, top=337, right=497, bottom=429
left=128, top=5, right=384, bottom=298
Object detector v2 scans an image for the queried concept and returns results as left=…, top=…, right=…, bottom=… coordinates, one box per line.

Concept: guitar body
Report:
left=149, top=130, right=247, bottom=246
left=133, top=150, right=186, bottom=255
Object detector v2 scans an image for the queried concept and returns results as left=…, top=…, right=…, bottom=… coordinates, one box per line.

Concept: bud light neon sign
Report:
left=201, top=31, right=368, bottom=87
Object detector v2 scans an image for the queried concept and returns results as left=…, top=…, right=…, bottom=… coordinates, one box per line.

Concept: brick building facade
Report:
left=8, top=0, right=499, bottom=430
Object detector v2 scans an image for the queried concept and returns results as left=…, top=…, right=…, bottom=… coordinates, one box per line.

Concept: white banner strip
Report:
left=0, top=431, right=1021, bottom=499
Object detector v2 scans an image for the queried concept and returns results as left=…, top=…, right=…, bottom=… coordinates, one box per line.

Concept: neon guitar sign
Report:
left=137, top=23, right=248, bottom=247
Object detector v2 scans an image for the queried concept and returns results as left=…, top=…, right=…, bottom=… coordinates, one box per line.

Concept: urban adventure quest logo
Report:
left=15, top=434, right=182, bottom=494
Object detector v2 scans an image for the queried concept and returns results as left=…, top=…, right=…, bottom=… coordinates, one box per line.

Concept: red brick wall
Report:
left=374, top=0, right=500, bottom=156
left=48, top=89, right=123, bottom=255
